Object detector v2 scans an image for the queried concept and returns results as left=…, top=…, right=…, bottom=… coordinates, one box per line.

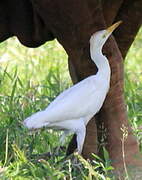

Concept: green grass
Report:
left=124, top=28, right=142, bottom=150
left=0, top=28, right=142, bottom=179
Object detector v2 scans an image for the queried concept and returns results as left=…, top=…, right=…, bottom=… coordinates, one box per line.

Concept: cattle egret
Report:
left=23, top=21, right=122, bottom=154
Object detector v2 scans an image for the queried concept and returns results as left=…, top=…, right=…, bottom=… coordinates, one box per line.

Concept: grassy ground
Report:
left=0, top=28, right=142, bottom=179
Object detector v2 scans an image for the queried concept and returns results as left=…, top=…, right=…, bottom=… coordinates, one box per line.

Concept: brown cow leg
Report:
left=67, top=35, right=142, bottom=174
left=99, top=37, right=142, bottom=173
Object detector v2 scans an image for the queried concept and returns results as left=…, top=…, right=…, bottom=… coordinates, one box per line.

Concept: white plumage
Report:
left=23, top=21, right=122, bottom=154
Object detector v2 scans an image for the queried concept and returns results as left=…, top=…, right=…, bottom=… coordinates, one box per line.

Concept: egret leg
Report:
left=76, top=125, right=86, bottom=155
left=55, top=130, right=70, bottom=155
left=59, top=130, right=70, bottom=145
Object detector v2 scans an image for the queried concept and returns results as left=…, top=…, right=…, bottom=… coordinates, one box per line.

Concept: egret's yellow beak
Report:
left=105, top=21, right=122, bottom=36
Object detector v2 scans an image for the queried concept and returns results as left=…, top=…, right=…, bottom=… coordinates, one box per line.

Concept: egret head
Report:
left=90, top=21, right=122, bottom=51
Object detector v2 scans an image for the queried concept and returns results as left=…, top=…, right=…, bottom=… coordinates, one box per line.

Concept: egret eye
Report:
left=102, top=34, right=106, bottom=38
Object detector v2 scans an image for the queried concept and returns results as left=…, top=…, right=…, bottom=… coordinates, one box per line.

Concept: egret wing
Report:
left=45, top=76, right=97, bottom=122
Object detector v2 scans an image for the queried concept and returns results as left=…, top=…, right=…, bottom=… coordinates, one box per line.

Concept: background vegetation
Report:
left=0, top=28, right=141, bottom=179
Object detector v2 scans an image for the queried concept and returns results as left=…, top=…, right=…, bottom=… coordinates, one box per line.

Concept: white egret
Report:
left=23, top=21, right=122, bottom=154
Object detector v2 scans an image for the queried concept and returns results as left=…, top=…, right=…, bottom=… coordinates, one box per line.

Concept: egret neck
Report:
left=90, top=47, right=111, bottom=81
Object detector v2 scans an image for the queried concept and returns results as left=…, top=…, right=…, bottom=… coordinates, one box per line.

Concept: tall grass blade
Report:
left=3, top=129, right=9, bottom=167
